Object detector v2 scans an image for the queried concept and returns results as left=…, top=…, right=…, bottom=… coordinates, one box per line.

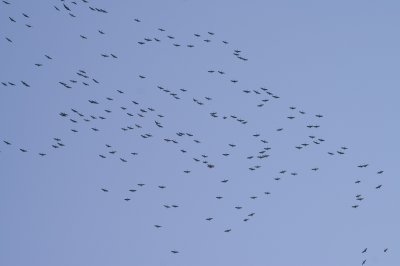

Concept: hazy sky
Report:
left=1, top=1, right=399, bottom=266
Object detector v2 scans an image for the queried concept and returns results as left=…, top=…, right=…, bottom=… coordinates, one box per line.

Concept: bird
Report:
left=362, top=248, right=367, bottom=253
left=21, top=81, right=30, bottom=87
left=101, top=188, right=108, bottom=192
left=171, top=250, right=179, bottom=254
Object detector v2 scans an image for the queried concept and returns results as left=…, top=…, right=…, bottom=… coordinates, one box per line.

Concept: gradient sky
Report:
left=1, top=1, right=399, bottom=266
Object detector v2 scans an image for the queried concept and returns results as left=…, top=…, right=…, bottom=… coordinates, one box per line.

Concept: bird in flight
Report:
left=362, top=248, right=367, bottom=253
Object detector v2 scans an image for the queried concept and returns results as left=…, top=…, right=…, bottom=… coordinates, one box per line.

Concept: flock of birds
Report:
left=1, top=1, right=393, bottom=265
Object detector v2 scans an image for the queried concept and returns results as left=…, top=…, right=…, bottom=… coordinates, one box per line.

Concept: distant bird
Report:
left=21, top=81, right=30, bottom=87
left=171, top=250, right=179, bottom=254
left=224, top=229, right=231, bottom=233
left=101, top=188, right=108, bottom=192
left=362, top=248, right=367, bottom=253
left=375, top=185, right=382, bottom=189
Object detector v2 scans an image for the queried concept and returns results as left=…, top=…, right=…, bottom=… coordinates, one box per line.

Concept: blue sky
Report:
left=1, top=1, right=399, bottom=265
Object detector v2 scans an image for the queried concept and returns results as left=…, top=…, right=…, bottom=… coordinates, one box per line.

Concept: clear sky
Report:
left=1, top=1, right=399, bottom=266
